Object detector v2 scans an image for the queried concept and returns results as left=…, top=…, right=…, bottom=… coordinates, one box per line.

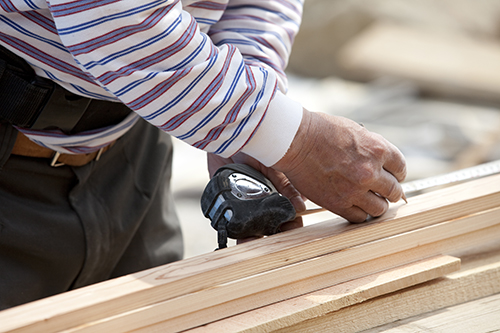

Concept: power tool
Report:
left=201, top=160, right=500, bottom=249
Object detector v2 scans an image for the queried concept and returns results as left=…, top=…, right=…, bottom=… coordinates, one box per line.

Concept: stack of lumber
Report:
left=338, top=21, right=500, bottom=104
left=1, top=174, right=500, bottom=332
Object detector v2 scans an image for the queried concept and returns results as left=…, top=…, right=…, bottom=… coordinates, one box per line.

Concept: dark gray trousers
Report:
left=0, top=119, right=183, bottom=310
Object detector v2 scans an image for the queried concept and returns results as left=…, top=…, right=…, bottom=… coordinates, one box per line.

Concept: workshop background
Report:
left=172, top=0, right=500, bottom=258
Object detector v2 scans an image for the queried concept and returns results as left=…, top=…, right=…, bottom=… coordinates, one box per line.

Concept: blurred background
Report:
left=173, top=0, right=500, bottom=258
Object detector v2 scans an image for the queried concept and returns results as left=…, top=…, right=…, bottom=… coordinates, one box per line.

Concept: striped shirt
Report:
left=0, top=0, right=304, bottom=166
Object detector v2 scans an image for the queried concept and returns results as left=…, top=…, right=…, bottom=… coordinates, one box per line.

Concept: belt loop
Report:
left=49, top=146, right=107, bottom=167
left=50, top=152, right=65, bottom=167
left=95, top=147, right=104, bottom=161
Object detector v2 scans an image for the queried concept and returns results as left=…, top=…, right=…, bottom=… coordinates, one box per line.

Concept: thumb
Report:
left=264, top=168, right=306, bottom=213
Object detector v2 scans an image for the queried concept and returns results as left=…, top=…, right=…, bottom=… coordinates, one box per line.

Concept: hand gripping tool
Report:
left=201, top=160, right=500, bottom=249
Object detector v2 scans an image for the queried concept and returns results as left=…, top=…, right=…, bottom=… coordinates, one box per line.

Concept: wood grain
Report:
left=363, top=293, right=500, bottom=333
left=183, top=224, right=500, bottom=333
left=69, top=207, right=500, bottom=333
left=273, top=249, right=500, bottom=333
left=179, top=256, right=461, bottom=333
left=1, top=174, right=500, bottom=333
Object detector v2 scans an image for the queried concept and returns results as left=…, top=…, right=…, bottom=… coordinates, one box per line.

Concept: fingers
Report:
left=263, top=168, right=306, bottom=213
left=362, top=191, right=389, bottom=217
left=335, top=190, right=390, bottom=223
left=373, top=142, right=406, bottom=203
left=334, top=205, right=368, bottom=223
left=383, top=143, right=407, bottom=183
left=371, top=169, right=405, bottom=203
left=358, top=138, right=407, bottom=203
left=206, top=153, right=234, bottom=177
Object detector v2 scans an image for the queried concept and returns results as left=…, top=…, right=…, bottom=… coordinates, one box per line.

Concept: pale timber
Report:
left=183, top=224, right=500, bottom=333
left=272, top=248, right=500, bottom=333
left=101, top=207, right=500, bottom=333
left=363, top=293, right=500, bottom=333
left=173, top=255, right=461, bottom=333
left=339, top=22, right=500, bottom=104
left=1, top=174, right=500, bottom=333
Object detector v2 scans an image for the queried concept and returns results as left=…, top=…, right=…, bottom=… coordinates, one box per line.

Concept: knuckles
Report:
left=352, top=162, right=379, bottom=187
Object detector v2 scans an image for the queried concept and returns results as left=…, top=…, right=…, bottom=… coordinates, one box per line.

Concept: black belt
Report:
left=0, top=45, right=131, bottom=134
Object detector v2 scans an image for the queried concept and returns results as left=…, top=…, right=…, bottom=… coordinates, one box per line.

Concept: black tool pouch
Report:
left=0, top=45, right=131, bottom=134
left=0, top=46, right=53, bottom=128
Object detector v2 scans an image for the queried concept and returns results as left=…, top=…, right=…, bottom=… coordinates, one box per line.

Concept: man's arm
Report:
left=203, top=1, right=407, bottom=222
left=207, top=0, right=303, bottom=91
left=43, top=0, right=303, bottom=163
left=209, top=108, right=406, bottom=224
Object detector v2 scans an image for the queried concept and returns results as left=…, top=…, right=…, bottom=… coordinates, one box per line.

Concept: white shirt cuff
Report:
left=241, top=91, right=303, bottom=166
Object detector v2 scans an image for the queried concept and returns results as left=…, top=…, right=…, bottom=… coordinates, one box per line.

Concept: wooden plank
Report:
left=364, top=248, right=500, bottom=333
left=339, top=22, right=500, bottom=103
left=363, top=292, right=500, bottom=333
left=272, top=248, right=500, bottom=333
left=175, top=223, right=500, bottom=333
left=1, top=174, right=500, bottom=333
left=177, top=256, right=460, bottom=333
left=66, top=207, right=500, bottom=333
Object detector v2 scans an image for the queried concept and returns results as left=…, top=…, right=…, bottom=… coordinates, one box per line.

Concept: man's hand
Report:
left=207, top=152, right=306, bottom=243
left=273, top=109, right=407, bottom=223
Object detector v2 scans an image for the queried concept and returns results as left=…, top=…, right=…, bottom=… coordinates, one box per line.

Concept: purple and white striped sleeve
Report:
left=47, top=0, right=304, bottom=165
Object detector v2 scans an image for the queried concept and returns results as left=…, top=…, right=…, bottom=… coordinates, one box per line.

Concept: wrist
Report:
left=272, top=108, right=313, bottom=174
left=240, top=91, right=303, bottom=166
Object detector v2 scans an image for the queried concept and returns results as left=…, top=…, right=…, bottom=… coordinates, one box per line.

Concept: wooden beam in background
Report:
left=339, top=22, right=500, bottom=103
